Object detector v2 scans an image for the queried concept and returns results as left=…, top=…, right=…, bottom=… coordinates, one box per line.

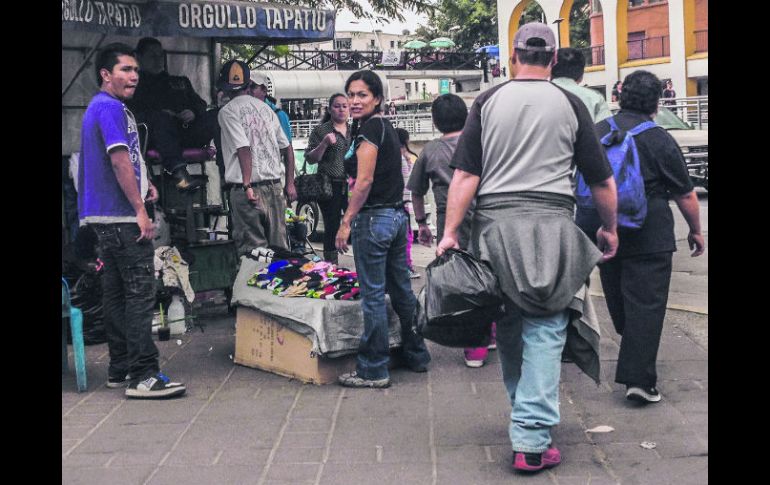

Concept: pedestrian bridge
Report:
left=291, top=113, right=441, bottom=144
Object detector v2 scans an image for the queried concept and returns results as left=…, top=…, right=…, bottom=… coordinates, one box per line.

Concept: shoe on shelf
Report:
left=172, top=167, right=203, bottom=192
left=125, top=372, right=186, bottom=399
left=487, top=321, right=497, bottom=350
left=337, top=371, right=390, bottom=388
left=407, top=267, right=421, bottom=279
left=626, top=386, right=662, bottom=403
left=463, top=347, right=489, bottom=368
left=106, top=374, right=130, bottom=388
left=512, top=447, right=561, bottom=472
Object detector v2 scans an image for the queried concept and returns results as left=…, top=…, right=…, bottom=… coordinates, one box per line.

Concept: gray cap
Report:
left=513, top=22, right=556, bottom=52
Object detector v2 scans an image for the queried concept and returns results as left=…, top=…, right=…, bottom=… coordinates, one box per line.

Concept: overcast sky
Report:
left=335, top=3, right=429, bottom=35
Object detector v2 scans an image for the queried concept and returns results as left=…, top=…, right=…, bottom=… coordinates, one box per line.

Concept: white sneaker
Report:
left=626, top=386, right=662, bottom=403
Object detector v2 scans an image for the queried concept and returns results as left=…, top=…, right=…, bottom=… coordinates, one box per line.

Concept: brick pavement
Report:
left=62, top=291, right=707, bottom=484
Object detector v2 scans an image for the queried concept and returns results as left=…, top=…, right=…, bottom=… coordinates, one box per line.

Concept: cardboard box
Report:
left=234, top=306, right=356, bottom=385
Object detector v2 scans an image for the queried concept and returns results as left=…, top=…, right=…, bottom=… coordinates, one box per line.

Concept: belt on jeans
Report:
left=224, top=179, right=280, bottom=189
left=360, top=201, right=405, bottom=212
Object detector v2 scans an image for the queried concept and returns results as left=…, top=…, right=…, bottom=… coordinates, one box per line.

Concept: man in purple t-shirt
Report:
left=78, top=43, right=185, bottom=399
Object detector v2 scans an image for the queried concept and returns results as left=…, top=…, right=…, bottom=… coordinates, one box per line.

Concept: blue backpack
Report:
left=575, top=116, right=656, bottom=230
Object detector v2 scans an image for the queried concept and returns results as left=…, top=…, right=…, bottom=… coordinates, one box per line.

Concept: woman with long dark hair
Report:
left=335, top=70, right=431, bottom=388
left=305, top=93, right=351, bottom=263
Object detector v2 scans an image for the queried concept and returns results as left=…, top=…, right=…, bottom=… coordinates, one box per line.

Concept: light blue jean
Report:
left=351, top=207, right=431, bottom=380
left=496, top=297, right=569, bottom=453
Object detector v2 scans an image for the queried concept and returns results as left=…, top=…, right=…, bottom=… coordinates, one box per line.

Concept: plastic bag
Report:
left=415, top=249, right=504, bottom=347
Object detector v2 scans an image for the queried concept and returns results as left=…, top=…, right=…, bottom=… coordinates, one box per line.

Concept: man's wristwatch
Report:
left=242, top=183, right=253, bottom=191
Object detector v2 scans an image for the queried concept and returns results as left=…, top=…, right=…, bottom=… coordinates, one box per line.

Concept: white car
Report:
left=609, top=104, right=708, bottom=191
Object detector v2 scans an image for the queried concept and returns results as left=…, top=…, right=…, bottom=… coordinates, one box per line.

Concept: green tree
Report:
left=520, top=1, right=546, bottom=25
left=569, top=0, right=591, bottom=48
left=422, top=0, right=497, bottom=50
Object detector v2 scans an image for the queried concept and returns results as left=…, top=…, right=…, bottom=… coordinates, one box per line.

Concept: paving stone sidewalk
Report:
left=63, top=292, right=707, bottom=485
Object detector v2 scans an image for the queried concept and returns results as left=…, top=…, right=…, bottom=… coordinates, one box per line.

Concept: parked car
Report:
left=609, top=104, right=708, bottom=191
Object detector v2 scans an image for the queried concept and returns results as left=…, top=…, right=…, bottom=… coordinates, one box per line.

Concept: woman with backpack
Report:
left=576, top=71, right=705, bottom=404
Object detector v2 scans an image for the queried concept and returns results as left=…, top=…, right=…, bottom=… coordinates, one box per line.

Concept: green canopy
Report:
left=429, top=37, right=456, bottom=49
left=403, top=39, right=428, bottom=49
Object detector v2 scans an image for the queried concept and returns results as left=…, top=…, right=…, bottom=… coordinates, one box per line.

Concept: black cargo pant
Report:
left=318, top=180, right=348, bottom=253
left=599, top=251, right=673, bottom=388
left=91, top=223, right=159, bottom=382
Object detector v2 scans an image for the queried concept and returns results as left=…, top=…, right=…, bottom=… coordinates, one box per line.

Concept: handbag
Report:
left=295, top=165, right=332, bottom=202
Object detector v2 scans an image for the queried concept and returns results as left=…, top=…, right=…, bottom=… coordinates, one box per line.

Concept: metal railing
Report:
left=627, top=35, right=669, bottom=60
left=249, top=49, right=488, bottom=71
left=577, top=45, right=605, bottom=66
left=290, top=112, right=437, bottom=140
left=694, top=30, right=708, bottom=53
left=659, top=96, right=708, bottom=130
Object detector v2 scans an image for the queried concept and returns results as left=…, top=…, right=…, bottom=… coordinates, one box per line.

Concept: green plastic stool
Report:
left=62, top=278, right=87, bottom=392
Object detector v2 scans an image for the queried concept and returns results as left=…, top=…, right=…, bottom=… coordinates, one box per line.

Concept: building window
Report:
left=335, top=38, right=352, bottom=49
left=628, top=0, right=644, bottom=6
left=390, top=40, right=395, bottom=48
left=398, top=41, right=402, bottom=48
left=370, top=39, right=376, bottom=47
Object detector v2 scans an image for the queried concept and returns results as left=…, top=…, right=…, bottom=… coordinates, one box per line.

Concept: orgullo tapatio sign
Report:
left=61, top=0, right=335, bottom=41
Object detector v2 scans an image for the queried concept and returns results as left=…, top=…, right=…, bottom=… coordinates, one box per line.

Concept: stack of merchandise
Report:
left=247, top=258, right=361, bottom=300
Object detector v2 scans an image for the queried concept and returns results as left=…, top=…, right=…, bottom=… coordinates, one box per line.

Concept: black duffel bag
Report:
left=414, top=248, right=504, bottom=348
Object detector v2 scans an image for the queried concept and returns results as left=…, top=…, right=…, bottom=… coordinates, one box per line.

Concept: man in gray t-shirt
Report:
left=407, top=94, right=470, bottom=246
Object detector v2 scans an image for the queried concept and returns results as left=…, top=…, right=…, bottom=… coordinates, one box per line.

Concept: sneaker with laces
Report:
left=106, top=374, right=130, bottom=388
left=512, top=447, right=561, bottom=472
left=463, top=347, right=489, bottom=368
left=125, top=372, right=186, bottom=399
left=626, top=386, right=662, bottom=403
left=408, top=268, right=421, bottom=279
left=487, top=321, right=497, bottom=350
left=338, top=371, right=390, bottom=388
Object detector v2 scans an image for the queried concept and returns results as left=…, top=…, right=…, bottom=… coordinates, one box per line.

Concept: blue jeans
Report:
left=496, top=296, right=569, bottom=453
left=91, top=223, right=160, bottom=382
left=351, top=207, right=430, bottom=380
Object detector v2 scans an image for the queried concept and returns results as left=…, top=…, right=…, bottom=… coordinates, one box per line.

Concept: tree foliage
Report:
left=569, top=0, right=591, bottom=48
left=275, top=0, right=436, bottom=24
left=520, top=1, right=545, bottom=25
left=420, top=0, right=497, bottom=51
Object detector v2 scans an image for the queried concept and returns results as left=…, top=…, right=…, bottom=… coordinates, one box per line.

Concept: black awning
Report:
left=61, top=0, right=335, bottom=45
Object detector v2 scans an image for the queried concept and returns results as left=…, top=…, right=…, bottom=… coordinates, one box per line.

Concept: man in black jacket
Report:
left=129, top=37, right=220, bottom=191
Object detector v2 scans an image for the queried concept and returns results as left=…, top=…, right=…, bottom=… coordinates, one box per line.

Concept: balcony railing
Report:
left=249, top=49, right=488, bottom=71
left=578, top=45, right=605, bottom=66
left=627, top=35, right=669, bottom=60
left=694, top=29, right=708, bottom=53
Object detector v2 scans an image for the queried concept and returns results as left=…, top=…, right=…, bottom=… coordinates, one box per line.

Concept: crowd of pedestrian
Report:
left=77, top=22, right=704, bottom=475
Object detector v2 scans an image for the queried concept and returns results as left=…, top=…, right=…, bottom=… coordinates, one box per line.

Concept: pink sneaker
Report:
left=488, top=321, right=497, bottom=350
left=463, top=347, right=489, bottom=368
left=512, top=447, right=561, bottom=472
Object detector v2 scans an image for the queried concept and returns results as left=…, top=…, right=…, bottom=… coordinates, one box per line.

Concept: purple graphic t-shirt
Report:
left=78, top=92, right=148, bottom=225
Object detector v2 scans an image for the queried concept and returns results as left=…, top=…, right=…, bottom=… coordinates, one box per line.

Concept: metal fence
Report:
left=250, top=49, right=489, bottom=71
left=628, top=35, right=670, bottom=60
left=660, top=96, right=708, bottom=130
left=290, top=113, right=437, bottom=140
left=577, top=45, right=605, bottom=66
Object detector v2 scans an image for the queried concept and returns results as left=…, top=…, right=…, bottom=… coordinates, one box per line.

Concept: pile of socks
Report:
left=247, top=258, right=361, bottom=300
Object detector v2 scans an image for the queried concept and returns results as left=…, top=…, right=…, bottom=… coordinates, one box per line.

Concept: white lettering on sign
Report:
left=245, top=7, right=256, bottom=28
left=62, top=1, right=140, bottom=27
left=261, top=6, right=326, bottom=31
left=202, top=4, right=214, bottom=28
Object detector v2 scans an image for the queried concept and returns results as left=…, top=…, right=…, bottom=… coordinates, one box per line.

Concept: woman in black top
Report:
left=305, top=93, right=351, bottom=264
left=577, top=71, right=705, bottom=404
left=335, top=70, right=431, bottom=388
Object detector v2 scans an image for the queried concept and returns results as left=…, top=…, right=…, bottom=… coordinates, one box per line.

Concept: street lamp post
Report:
left=552, top=18, right=565, bottom=48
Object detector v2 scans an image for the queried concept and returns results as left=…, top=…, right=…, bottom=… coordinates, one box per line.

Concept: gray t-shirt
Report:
left=406, top=135, right=460, bottom=214
left=451, top=79, right=612, bottom=198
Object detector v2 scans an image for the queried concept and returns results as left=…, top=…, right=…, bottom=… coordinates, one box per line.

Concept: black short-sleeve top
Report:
left=344, top=115, right=404, bottom=206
